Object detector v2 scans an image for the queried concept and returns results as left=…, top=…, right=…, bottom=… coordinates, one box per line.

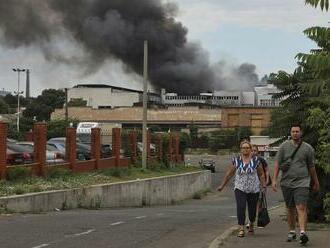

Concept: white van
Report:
left=76, top=122, right=121, bottom=145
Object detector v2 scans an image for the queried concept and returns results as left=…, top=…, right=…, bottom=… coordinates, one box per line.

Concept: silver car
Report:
left=16, top=141, right=65, bottom=165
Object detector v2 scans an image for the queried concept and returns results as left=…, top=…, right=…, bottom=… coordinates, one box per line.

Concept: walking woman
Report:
left=217, top=140, right=266, bottom=237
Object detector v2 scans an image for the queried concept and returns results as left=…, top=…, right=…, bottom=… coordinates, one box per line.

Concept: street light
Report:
left=13, top=68, right=25, bottom=132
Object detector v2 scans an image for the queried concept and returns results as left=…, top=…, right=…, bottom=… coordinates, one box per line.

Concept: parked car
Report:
left=16, top=141, right=65, bottom=164
left=199, top=159, right=216, bottom=173
left=48, top=137, right=111, bottom=159
left=47, top=139, right=91, bottom=160
left=6, top=143, right=34, bottom=165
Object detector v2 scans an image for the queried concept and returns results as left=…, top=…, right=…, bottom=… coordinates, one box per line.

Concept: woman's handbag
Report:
left=257, top=192, right=270, bottom=227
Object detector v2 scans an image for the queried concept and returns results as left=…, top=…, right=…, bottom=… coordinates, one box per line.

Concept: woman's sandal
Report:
left=237, top=229, right=245, bottom=237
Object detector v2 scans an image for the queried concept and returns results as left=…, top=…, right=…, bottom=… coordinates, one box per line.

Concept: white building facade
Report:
left=254, top=84, right=281, bottom=107
left=68, top=84, right=160, bottom=109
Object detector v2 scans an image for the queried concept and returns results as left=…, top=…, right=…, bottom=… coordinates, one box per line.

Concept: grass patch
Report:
left=0, top=165, right=201, bottom=197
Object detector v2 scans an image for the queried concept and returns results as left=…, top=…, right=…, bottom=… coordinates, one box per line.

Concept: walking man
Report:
left=272, top=123, right=320, bottom=245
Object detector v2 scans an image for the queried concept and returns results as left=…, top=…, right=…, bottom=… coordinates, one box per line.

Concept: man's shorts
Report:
left=281, top=187, right=309, bottom=208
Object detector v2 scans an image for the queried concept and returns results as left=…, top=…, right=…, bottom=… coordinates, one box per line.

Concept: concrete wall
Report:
left=0, top=171, right=211, bottom=213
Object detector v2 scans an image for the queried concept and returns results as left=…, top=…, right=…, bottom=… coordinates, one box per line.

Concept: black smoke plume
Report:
left=0, top=0, right=258, bottom=94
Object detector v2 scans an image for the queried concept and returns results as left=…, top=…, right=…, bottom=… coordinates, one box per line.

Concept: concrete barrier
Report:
left=0, top=171, right=211, bottom=213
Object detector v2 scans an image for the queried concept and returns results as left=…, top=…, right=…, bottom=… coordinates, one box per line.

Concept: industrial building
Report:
left=254, top=83, right=281, bottom=107
left=68, top=84, right=161, bottom=109
left=67, top=83, right=281, bottom=109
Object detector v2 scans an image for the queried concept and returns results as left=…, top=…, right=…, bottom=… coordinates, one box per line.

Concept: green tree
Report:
left=237, top=127, right=252, bottom=142
left=67, top=98, right=87, bottom=107
left=305, top=0, right=329, bottom=10
left=23, top=89, right=65, bottom=121
left=189, top=122, right=198, bottom=148
left=268, top=0, right=330, bottom=221
left=47, top=119, right=79, bottom=139
left=3, top=94, right=17, bottom=108
left=0, top=97, right=10, bottom=113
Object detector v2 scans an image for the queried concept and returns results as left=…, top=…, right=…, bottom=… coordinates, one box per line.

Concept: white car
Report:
left=16, top=141, right=65, bottom=165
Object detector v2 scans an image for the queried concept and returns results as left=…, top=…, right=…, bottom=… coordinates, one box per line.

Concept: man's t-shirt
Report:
left=276, top=140, right=314, bottom=188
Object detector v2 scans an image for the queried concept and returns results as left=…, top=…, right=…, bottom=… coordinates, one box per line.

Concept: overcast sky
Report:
left=0, top=0, right=328, bottom=96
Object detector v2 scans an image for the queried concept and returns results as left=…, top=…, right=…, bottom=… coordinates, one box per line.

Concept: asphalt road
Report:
left=0, top=154, right=282, bottom=248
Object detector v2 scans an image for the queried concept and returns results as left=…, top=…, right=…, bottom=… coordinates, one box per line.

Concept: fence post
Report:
left=91, top=128, right=101, bottom=170
left=66, top=127, right=76, bottom=171
left=174, top=133, right=180, bottom=163
left=157, top=134, right=163, bottom=161
left=147, top=130, right=151, bottom=160
left=168, top=133, right=174, bottom=164
left=112, top=128, right=121, bottom=167
left=0, top=122, right=7, bottom=179
left=129, top=131, right=137, bottom=164
left=33, top=122, right=47, bottom=176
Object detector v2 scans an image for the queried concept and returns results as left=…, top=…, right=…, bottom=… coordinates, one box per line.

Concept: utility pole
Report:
left=65, top=88, right=68, bottom=123
left=13, top=68, right=25, bottom=133
left=25, top=69, right=30, bottom=99
left=142, top=40, right=148, bottom=169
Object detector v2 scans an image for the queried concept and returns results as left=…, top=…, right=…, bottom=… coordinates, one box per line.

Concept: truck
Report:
left=76, top=122, right=121, bottom=145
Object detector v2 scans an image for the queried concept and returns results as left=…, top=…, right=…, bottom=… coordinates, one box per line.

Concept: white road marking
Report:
left=73, top=229, right=95, bottom=236
left=110, top=221, right=125, bottom=226
left=229, top=216, right=237, bottom=218
left=31, top=244, right=50, bottom=248
left=156, top=213, right=164, bottom=216
left=135, top=216, right=146, bottom=219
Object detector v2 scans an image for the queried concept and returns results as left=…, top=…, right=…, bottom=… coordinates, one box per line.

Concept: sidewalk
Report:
left=211, top=205, right=330, bottom=248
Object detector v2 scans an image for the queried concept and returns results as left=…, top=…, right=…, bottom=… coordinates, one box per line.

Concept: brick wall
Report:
left=51, top=106, right=272, bottom=134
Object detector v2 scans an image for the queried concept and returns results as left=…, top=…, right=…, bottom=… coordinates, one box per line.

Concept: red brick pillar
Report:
left=0, top=122, right=7, bottom=179
left=33, top=123, right=47, bottom=176
left=66, top=127, right=76, bottom=170
left=168, top=133, right=174, bottom=163
left=25, top=131, right=33, bottom=142
left=112, top=128, right=121, bottom=167
left=157, top=134, right=163, bottom=161
left=147, top=131, right=151, bottom=159
left=174, top=134, right=180, bottom=163
left=91, top=128, right=101, bottom=169
left=129, top=131, right=137, bottom=163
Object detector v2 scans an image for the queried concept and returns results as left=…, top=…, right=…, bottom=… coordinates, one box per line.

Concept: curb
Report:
left=208, top=204, right=283, bottom=248
left=208, top=226, right=238, bottom=248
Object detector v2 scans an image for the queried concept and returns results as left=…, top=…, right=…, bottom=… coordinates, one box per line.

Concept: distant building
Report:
left=67, top=83, right=281, bottom=109
left=254, top=84, right=281, bottom=107
left=68, top=84, right=161, bottom=109
left=161, top=89, right=255, bottom=107
left=0, top=89, right=11, bottom=97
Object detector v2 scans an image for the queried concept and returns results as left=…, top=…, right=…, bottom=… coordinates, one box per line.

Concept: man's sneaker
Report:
left=287, top=231, right=297, bottom=242
left=299, top=233, right=309, bottom=245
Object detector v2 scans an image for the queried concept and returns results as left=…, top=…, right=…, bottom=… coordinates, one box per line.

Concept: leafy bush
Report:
left=6, top=167, right=32, bottom=181
left=324, top=193, right=330, bottom=222
left=47, top=168, right=73, bottom=179
left=100, top=168, right=131, bottom=178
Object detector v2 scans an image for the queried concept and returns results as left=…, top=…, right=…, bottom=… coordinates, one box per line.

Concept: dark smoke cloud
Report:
left=0, top=0, right=258, bottom=94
